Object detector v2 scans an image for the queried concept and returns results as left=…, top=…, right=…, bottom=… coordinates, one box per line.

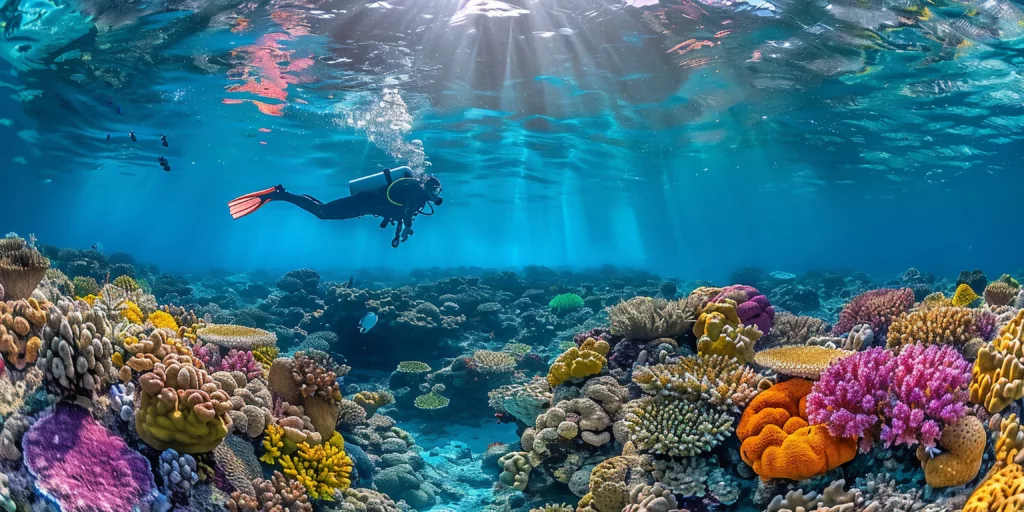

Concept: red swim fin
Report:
left=228, top=186, right=279, bottom=219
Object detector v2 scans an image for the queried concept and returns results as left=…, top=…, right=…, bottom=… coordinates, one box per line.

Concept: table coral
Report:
left=547, top=337, right=609, bottom=387
left=0, top=298, right=46, bottom=370
left=23, top=405, right=156, bottom=512
left=886, top=307, right=984, bottom=351
left=963, top=463, right=1024, bottom=512
left=197, top=324, right=277, bottom=349
left=753, top=345, right=853, bottom=379
left=607, top=296, right=695, bottom=340
left=915, top=415, right=985, bottom=488
left=971, top=309, right=1024, bottom=413
left=737, top=378, right=857, bottom=480
left=831, top=288, right=914, bottom=339
left=37, top=297, right=115, bottom=398
left=136, top=353, right=233, bottom=453
left=0, top=236, right=49, bottom=301
left=632, top=353, right=762, bottom=413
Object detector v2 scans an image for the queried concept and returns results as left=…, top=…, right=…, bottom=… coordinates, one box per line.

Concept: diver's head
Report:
left=424, top=175, right=443, bottom=205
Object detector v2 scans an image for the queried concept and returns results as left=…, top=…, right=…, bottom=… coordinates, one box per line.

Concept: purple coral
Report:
left=881, top=344, right=971, bottom=449
left=24, top=405, right=157, bottom=512
left=806, top=348, right=895, bottom=452
left=192, top=340, right=220, bottom=369
left=215, top=349, right=263, bottom=381
left=712, top=285, right=775, bottom=335
left=831, top=288, right=914, bottom=339
left=974, top=309, right=998, bottom=341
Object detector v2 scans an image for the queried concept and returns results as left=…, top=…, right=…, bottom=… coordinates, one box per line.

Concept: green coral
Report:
left=72, top=276, right=100, bottom=297
left=414, top=390, right=450, bottom=410
left=549, top=293, right=584, bottom=313
left=396, top=361, right=431, bottom=373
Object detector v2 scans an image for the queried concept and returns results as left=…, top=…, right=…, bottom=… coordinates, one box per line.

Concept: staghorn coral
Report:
left=337, top=398, right=368, bottom=430
left=489, top=378, right=552, bottom=425
left=766, top=479, right=864, bottom=512
left=547, top=337, right=609, bottom=387
left=292, top=350, right=343, bottom=404
left=607, top=297, right=695, bottom=340
left=971, top=309, right=1024, bottom=413
left=806, top=347, right=894, bottom=452
left=0, top=297, right=46, bottom=370
left=696, top=312, right=762, bottom=365
left=622, top=395, right=733, bottom=457
left=986, top=281, right=1019, bottom=307
left=136, top=352, right=233, bottom=453
left=831, top=288, right=914, bottom=338
left=953, top=284, right=982, bottom=307
left=915, top=414, right=985, bottom=488
left=197, top=324, right=277, bottom=349
left=882, top=343, right=971, bottom=449
left=498, top=451, right=533, bottom=490
left=226, top=471, right=314, bottom=512
left=353, top=390, right=395, bottom=416
left=23, top=405, right=156, bottom=512
left=753, top=345, right=853, bottom=379
left=37, top=298, right=115, bottom=398
left=886, top=307, right=984, bottom=350
left=768, top=312, right=829, bottom=346
left=737, top=378, right=857, bottom=481
left=963, top=463, right=1024, bottom=512
left=0, top=236, right=49, bottom=300
left=216, top=349, right=263, bottom=381
left=279, top=432, right=354, bottom=500
left=632, top=353, right=762, bottom=413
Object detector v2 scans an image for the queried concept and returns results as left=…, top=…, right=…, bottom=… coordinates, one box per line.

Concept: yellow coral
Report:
left=752, top=346, right=852, bottom=379
left=279, top=432, right=353, bottom=500
left=692, top=300, right=742, bottom=337
left=996, top=414, right=1024, bottom=466
left=887, top=307, right=980, bottom=350
left=697, top=314, right=761, bottom=365
left=971, top=310, right=1024, bottom=413
left=953, top=284, right=982, bottom=307
left=260, top=423, right=285, bottom=465
left=353, top=391, right=394, bottom=416
left=147, top=310, right=179, bottom=331
left=112, top=352, right=124, bottom=368
left=80, top=294, right=100, bottom=306
left=252, top=345, right=279, bottom=371
left=963, top=463, right=1024, bottom=512
left=916, top=415, right=986, bottom=488
left=112, top=275, right=141, bottom=292
left=121, top=301, right=144, bottom=325
left=547, top=338, right=610, bottom=387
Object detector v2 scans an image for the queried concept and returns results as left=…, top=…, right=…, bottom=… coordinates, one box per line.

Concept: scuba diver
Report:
left=228, top=167, right=443, bottom=248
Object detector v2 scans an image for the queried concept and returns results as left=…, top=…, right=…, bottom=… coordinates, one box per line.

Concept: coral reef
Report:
left=547, top=337, right=609, bottom=387
left=607, top=297, right=695, bottom=340
left=971, top=308, right=1024, bottom=413
left=831, top=288, right=914, bottom=339
left=753, top=345, right=852, bottom=379
left=0, top=236, right=49, bottom=301
left=886, top=307, right=986, bottom=350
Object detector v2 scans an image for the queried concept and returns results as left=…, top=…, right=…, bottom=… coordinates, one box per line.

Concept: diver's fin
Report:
left=228, top=186, right=280, bottom=220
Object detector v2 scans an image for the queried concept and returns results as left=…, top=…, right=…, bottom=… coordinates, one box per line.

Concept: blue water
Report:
left=3, top=0, right=1023, bottom=281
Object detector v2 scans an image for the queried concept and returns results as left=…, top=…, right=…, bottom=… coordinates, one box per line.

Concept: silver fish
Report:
left=358, top=312, right=378, bottom=334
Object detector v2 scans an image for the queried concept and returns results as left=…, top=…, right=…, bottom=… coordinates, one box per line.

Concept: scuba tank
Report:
left=348, top=166, right=413, bottom=195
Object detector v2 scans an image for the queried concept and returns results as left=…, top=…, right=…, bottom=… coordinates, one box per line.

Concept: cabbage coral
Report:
left=547, top=337, right=609, bottom=387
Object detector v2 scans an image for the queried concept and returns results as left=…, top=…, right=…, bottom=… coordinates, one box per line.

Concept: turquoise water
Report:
left=3, top=1, right=1024, bottom=511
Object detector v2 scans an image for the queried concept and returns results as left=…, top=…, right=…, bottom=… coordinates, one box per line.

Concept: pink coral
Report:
left=711, top=285, right=776, bottom=335
left=216, top=349, right=263, bottom=381
left=831, top=288, right=914, bottom=339
left=24, top=405, right=157, bottom=512
left=881, top=344, right=971, bottom=449
left=974, top=309, right=998, bottom=341
left=806, top=347, right=895, bottom=452
left=193, top=340, right=220, bottom=369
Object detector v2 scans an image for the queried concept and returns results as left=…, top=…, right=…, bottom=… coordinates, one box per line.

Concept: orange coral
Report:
left=737, top=379, right=856, bottom=481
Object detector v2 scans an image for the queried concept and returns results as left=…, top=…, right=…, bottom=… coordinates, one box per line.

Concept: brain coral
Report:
left=831, top=288, right=914, bottom=339
left=737, top=378, right=857, bottom=481
left=708, top=285, right=776, bottom=335
left=696, top=314, right=762, bottom=365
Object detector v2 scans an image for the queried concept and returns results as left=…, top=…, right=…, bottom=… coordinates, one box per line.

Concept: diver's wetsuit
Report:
left=270, top=178, right=431, bottom=244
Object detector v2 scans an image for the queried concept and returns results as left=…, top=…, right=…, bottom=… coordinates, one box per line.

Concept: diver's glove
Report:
left=401, top=226, right=414, bottom=242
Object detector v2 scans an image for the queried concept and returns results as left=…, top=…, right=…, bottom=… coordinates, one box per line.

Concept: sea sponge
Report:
left=971, top=309, right=1024, bottom=413
left=622, top=483, right=679, bottom=512
left=631, top=353, right=762, bottom=413
left=963, top=463, right=1024, bottom=512
left=136, top=353, right=234, bottom=453
left=953, top=284, right=982, bottom=307
left=753, top=346, right=853, bottom=379
left=766, top=479, right=865, bottom=512
left=198, top=324, right=277, bottom=349
left=737, top=379, right=856, bottom=481
left=915, top=415, right=985, bottom=488
left=498, top=451, right=533, bottom=490
left=693, top=300, right=742, bottom=336
left=0, top=298, right=46, bottom=370
left=986, top=281, right=1019, bottom=307
left=622, top=395, right=733, bottom=457
left=607, top=296, right=695, bottom=340
left=886, top=307, right=982, bottom=350
left=147, top=310, right=179, bottom=331
left=0, top=236, right=49, bottom=300
left=547, top=337, right=609, bottom=387
left=697, top=313, right=762, bottom=365
left=279, top=432, right=354, bottom=500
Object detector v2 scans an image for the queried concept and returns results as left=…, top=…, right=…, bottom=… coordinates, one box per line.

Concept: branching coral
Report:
left=216, top=349, right=263, bottom=381
left=121, top=300, right=144, bottom=324
left=226, top=471, right=313, bottom=512
left=547, top=337, right=609, bottom=387
left=886, top=307, right=984, bottom=351
left=767, top=312, right=829, bottom=346
left=737, top=379, right=857, bottom=481
left=831, top=288, right=914, bottom=338
left=279, top=432, right=354, bottom=500
left=136, top=353, right=233, bottom=453
left=37, top=298, right=115, bottom=398
left=632, top=353, right=762, bottom=413
left=882, top=344, right=971, bottom=449
left=622, top=395, right=733, bottom=457
left=971, top=309, right=1024, bottom=413
left=0, top=236, right=49, bottom=300
left=147, top=310, right=179, bottom=331
left=0, top=298, right=46, bottom=370
left=753, top=345, right=853, bottom=379
left=607, top=297, right=694, bottom=340
left=292, top=350, right=343, bottom=405
left=914, top=414, right=985, bottom=488
left=806, top=347, right=894, bottom=452
left=197, top=324, right=277, bottom=349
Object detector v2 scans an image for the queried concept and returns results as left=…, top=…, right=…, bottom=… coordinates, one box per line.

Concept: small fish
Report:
left=116, top=105, right=123, bottom=115
left=106, top=134, right=110, bottom=140
left=91, top=243, right=98, bottom=250
left=358, top=312, right=378, bottom=334
left=159, top=156, right=171, bottom=172
left=161, top=134, right=168, bottom=147
left=129, top=130, right=137, bottom=142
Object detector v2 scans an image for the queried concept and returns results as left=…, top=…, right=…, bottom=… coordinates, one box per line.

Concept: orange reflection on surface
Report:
left=232, top=17, right=250, bottom=33
left=271, top=9, right=310, bottom=37
left=222, top=98, right=287, bottom=116
left=224, top=32, right=313, bottom=116
left=666, top=39, right=715, bottom=55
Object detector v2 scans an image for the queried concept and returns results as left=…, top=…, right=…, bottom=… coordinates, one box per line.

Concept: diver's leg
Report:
left=272, top=191, right=331, bottom=219
left=316, top=193, right=379, bottom=220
